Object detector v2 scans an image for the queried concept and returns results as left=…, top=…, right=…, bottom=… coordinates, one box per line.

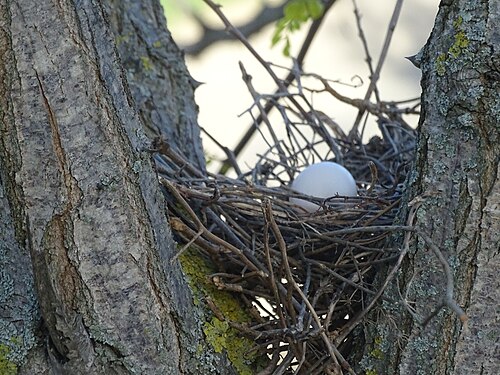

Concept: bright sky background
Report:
left=163, top=0, right=439, bottom=172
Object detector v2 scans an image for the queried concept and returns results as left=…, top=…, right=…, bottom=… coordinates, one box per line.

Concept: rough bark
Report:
left=360, top=1, right=499, bottom=374
left=0, top=167, right=41, bottom=373
left=0, top=1, right=234, bottom=374
left=103, top=0, right=206, bottom=172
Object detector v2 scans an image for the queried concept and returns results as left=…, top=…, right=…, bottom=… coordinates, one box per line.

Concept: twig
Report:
left=162, top=178, right=267, bottom=276
left=203, top=0, right=283, bottom=87
left=334, top=196, right=419, bottom=345
left=170, top=228, right=204, bottom=263
left=201, top=127, right=242, bottom=176
left=262, top=207, right=288, bottom=330
left=216, top=0, right=339, bottom=174
left=239, top=62, right=291, bottom=179
left=185, top=3, right=286, bottom=56
left=351, top=0, right=380, bottom=103
left=265, top=200, right=356, bottom=374
left=349, top=0, right=405, bottom=139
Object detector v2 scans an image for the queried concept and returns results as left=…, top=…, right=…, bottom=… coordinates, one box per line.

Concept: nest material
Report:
left=148, top=46, right=420, bottom=373
left=153, top=111, right=416, bottom=373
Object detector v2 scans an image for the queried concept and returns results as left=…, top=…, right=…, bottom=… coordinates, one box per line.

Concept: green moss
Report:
left=369, top=336, right=384, bottom=360
left=365, top=369, right=377, bottom=375
left=0, top=344, right=18, bottom=375
left=452, top=16, right=463, bottom=29
left=115, top=34, right=130, bottom=47
left=202, top=316, right=263, bottom=375
left=196, top=343, right=204, bottom=356
left=203, top=318, right=229, bottom=353
left=369, top=347, right=384, bottom=360
left=152, top=40, right=162, bottom=48
left=436, top=53, right=447, bottom=76
left=435, top=17, right=470, bottom=76
left=179, top=249, right=267, bottom=374
left=140, top=56, right=153, bottom=71
left=449, top=31, right=469, bottom=58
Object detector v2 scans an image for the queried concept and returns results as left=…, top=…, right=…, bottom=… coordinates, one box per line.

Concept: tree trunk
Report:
left=0, top=1, right=234, bottom=374
left=103, top=0, right=206, bottom=172
left=360, top=1, right=499, bottom=374
left=3, top=1, right=498, bottom=374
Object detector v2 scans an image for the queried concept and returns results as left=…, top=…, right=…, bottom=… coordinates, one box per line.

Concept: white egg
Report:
left=290, top=161, right=357, bottom=212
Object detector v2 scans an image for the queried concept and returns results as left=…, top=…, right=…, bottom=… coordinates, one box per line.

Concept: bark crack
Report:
left=32, top=69, right=94, bottom=366
left=34, top=68, right=82, bottom=209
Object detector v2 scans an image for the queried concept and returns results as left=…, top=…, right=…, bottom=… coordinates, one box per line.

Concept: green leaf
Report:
left=288, top=19, right=301, bottom=32
left=271, top=31, right=282, bottom=47
left=271, top=19, right=287, bottom=46
left=283, top=38, right=291, bottom=57
left=284, top=0, right=309, bottom=22
left=306, top=0, right=325, bottom=19
left=272, top=0, right=326, bottom=56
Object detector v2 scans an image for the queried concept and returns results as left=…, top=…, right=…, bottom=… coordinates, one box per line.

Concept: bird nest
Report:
left=152, top=64, right=418, bottom=373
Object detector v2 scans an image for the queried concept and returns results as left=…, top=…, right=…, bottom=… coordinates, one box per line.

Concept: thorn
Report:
left=405, top=48, right=424, bottom=69
left=189, top=76, right=204, bottom=89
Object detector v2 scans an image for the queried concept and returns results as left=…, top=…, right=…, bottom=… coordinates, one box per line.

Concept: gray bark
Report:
left=103, top=0, right=206, bottom=172
left=3, top=0, right=497, bottom=374
left=360, top=1, right=499, bottom=374
left=0, top=1, right=234, bottom=374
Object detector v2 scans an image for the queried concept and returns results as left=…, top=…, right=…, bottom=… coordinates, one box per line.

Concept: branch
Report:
left=348, top=0, right=405, bottom=140
left=184, top=3, right=287, bottom=56
left=203, top=0, right=283, bottom=86
left=217, top=0, right=340, bottom=174
left=264, top=200, right=356, bottom=374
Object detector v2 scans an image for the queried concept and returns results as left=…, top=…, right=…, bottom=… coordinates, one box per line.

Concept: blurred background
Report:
left=160, top=0, right=439, bottom=173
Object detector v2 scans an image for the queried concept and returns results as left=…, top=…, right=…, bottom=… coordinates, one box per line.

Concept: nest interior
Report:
left=152, top=69, right=418, bottom=373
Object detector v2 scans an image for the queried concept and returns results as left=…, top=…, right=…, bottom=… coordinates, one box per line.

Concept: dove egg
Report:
left=290, top=161, right=357, bottom=212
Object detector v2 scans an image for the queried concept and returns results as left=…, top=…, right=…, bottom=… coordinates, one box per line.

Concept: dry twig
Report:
left=152, top=2, right=465, bottom=373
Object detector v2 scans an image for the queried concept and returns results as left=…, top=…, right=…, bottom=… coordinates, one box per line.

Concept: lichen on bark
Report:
left=179, top=249, right=268, bottom=374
